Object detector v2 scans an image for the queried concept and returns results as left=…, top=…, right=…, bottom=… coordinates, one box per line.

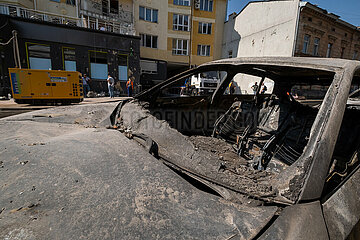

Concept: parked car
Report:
left=1, top=57, right=359, bottom=239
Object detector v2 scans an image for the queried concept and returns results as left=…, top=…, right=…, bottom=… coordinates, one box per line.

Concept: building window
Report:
left=110, top=0, right=119, bottom=14
left=197, top=45, right=210, bottom=56
left=27, top=43, right=52, bottom=70
left=198, top=22, right=212, bottom=34
left=140, top=34, right=158, bottom=49
left=0, top=6, right=9, bottom=15
left=313, top=37, right=320, bottom=56
left=172, top=39, right=188, bottom=55
left=302, top=34, right=310, bottom=54
left=228, top=50, right=233, bottom=58
left=118, top=55, right=128, bottom=81
left=326, top=43, right=333, bottom=58
left=174, top=0, right=190, bottom=6
left=66, top=0, right=75, bottom=5
left=102, top=0, right=108, bottom=16
left=173, top=14, right=189, bottom=31
left=199, top=0, right=213, bottom=11
left=353, top=51, right=358, bottom=60
left=340, top=47, right=345, bottom=58
left=89, top=51, right=108, bottom=79
left=63, top=47, right=76, bottom=71
left=139, top=6, right=158, bottom=23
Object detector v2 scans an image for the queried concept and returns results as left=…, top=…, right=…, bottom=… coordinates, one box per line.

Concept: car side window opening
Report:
left=215, top=74, right=323, bottom=169
left=224, top=73, right=274, bottom=95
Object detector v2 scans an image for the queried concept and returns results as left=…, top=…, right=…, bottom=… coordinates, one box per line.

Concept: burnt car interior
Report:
left=324, top=73, right=360, bottom=199
left=127, top=64, right=360, bottom=205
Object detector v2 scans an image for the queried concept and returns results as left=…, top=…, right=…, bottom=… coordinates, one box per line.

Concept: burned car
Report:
left=1, top=57, right=360, bottom=239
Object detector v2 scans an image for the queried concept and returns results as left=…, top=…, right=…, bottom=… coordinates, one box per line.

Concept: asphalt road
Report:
left=0, top=109, right=35, bottom=118
left=0, top=97, right=130, bottom=119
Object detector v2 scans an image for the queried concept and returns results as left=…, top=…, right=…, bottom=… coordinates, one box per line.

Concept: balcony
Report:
left=80, top=9, right=135, bottom=35
left=0, top=4, right=135, bottom=35
left=81, top=15, right=135, bottom=35
left=0, top=4, right=79, bottom=27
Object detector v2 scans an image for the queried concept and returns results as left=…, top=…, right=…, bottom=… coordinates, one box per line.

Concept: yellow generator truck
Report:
left=9, top=68, right=83, bottom=104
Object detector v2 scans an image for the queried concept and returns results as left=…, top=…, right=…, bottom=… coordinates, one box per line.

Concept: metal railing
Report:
left=80, top=8, right=133, bottom=24
left=0, top=4, right=79, bottom=26
left=0, top=4, right=135, bottom=35
left=83, top=15, right=135, bottom=35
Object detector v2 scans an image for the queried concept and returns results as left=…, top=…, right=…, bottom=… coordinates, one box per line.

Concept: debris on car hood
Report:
left=0, top=102, right=278, bottom=239
left=119, top=101, right=279, bottom=204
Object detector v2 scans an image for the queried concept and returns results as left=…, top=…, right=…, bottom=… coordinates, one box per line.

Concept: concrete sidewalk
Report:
left=0, top=97, right=131, bottom=118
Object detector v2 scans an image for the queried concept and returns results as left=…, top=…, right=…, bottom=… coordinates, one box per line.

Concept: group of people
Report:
left=251, top=82, right=267, bottom=95
left=107, top=74, right=134, bottom=98
left=81, top=73, right=135, bottom=98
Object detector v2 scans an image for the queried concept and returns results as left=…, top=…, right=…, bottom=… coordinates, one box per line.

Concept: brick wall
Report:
left=295, top=7, right=360, bottom=61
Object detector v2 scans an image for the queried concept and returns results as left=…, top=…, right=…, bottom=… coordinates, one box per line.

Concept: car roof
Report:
left=200, top=57, right=360, bottom=72
left=136, top=57, right=360, bottom=101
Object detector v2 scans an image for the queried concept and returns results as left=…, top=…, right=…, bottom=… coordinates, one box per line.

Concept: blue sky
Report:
left=227, top=0, right=360, bottom=27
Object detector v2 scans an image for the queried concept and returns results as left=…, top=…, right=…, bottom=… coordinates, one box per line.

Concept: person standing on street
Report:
left=229, top=81, right=236, bottom=95
left=82, top=74, right=91, bottom=97
left=107, top=73, right=115, bottom=98
left=126, top=77, right=134, bottom=97
left=260, top=82, right=267, bottom=94
left=251, top=82, right=258, bottom=95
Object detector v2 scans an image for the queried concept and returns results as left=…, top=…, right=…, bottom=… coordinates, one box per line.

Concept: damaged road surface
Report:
left=1, top=57, right=360, bottom=239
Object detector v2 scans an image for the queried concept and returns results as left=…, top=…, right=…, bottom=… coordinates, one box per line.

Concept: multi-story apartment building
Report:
left=296, top=3, right=360, bottom=60
left=133, top=0, right=228, bottom=86
left=0, top=0, right=228, bottom=93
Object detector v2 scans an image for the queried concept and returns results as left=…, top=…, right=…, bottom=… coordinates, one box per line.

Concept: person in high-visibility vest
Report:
left=126, top=77, right=134, bottom=97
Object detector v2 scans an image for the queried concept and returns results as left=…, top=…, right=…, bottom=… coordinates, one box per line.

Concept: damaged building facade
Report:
left=222, top=0, right=360, bottom=94
left=0, top=0, right=230, bottom=95
left=0, top=0, right=139, bottom=96
left=79, top=0, right=135, bottom=35
left=134, top=0, right=228, bottom=87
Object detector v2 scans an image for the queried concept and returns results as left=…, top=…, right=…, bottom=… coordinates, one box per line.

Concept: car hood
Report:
left=0, top=102, right=278, bottom=239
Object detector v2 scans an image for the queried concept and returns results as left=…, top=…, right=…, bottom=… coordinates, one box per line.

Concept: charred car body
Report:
left=1, top=57, right=360, bottom=239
